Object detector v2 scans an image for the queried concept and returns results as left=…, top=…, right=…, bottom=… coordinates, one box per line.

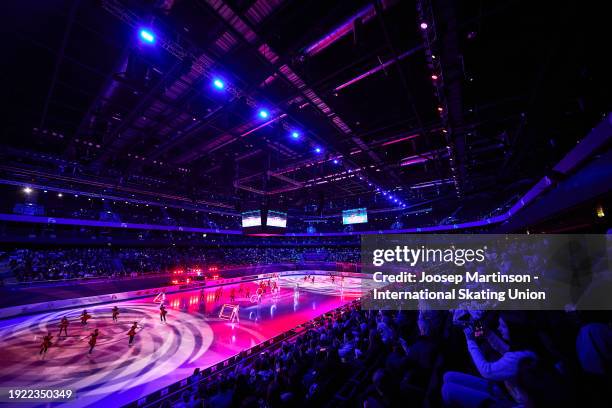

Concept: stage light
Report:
left=213, top=78, right=225, bottom=90
left=23, top=187, right=32, bottom=194
left=333, top=159, right=339, bottom=164
left=314, top=147, right=322, bottom=154
left=437, top=106, right=444, bottom=112
left=258, top=109, right=269, bottom=119
left=420, top=22, right=428, bottom=30
left=139, top=29, right=155, bottom=44
left=57, top=193, right=63, bottom=198
left=431, top=74, right=438, bottom=80
left=291, top=131, right=300, bottom=139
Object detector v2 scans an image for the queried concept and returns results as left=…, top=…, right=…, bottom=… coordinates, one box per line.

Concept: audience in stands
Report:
left=5, top=246, right=360, bottom=282
left=160, top=302, right=609, bottom=408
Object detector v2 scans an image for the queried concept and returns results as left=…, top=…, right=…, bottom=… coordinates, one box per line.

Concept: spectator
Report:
left=441, top=312, right=539, bottom=407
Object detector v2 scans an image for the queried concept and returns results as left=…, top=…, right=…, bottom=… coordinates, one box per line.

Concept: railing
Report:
left=123, top=299, right=361, bottom=408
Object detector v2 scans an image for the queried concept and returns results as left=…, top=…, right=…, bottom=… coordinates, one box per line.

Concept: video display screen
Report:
left=342, top=208, right=368, bottom=225
left=241, top=210, right=262, bottom=227
left=267, top=211, right=287, bottom=228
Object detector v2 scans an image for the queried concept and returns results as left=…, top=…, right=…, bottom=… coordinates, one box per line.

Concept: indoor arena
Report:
left=0, top=1, right=610, bottom=407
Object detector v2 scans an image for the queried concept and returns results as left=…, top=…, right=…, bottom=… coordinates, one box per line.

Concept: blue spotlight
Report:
left=333, top=159, right=339, bottom=164
left=314, top=147, right=322, bottom=154
left=139, top=29, right=156, bottom=44
left=291, top=131, right=300, bottom=139
left=258, top=109, right=269, bottom=119
left=213, top=78, right=225, bottom=90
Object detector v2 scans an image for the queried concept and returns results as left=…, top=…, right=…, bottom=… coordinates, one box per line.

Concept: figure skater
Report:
left=80, top=310, right=91, bottom=325
left=230, top=288, right=236, bottom=302
left=112, top=306, right=120, bottom=322
left=127, top=322, right=138, bottom=346
left=87, top=329, right=99, bottom=354
left=59, top=317, right=69, bottom=337
left=40, top=332, right=53, bottom=355
left=160, top=305, right=168, bottom=323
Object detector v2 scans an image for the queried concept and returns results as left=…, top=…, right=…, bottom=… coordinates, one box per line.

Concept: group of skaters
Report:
left=38, top=305, right=156, bottom=357
left=200, top=278, right=280, bottom=305
left=328, top=272, right=345, bottom=285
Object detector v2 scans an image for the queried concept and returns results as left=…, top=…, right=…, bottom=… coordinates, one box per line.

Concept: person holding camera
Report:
left=442, top=312, right=538, bottom=407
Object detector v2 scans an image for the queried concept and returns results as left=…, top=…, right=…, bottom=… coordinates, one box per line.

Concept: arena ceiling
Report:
left=0, top=0, right=609, bottom=220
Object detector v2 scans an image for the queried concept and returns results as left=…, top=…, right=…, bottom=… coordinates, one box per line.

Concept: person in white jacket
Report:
left=442, top=312, right=538, bottom=407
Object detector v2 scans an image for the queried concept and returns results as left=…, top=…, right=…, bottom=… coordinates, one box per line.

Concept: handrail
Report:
left=123, top=299, right=360, bottom=408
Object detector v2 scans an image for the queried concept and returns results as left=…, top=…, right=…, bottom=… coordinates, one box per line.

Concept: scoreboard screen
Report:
left=342, top=208, right=368, bottom=225
left=267, top=211, right=287, bottom=228
left=241, top=210, right=262, bottom=227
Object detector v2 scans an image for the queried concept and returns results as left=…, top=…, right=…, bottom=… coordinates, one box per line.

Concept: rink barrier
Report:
left=0, top=269, right=368, bottom=319
left=125, top=299, right=361, bottom=408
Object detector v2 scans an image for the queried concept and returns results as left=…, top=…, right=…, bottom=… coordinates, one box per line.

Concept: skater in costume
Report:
left=160, top=305, right=168, bottom=322
left=87, top=329, right=99, bottom=354
left=59, top=317, right=69, bottom=337
left=112, top=306, right=120, bottom=322
left=80, top=310, right=91, bottom=325
left=40, top=333, right=53, bottom=355
left=127, top=322, right=138, bottom=346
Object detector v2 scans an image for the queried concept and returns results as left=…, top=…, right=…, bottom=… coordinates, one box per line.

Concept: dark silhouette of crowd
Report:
left=160, top=302, right=611, bottom=408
